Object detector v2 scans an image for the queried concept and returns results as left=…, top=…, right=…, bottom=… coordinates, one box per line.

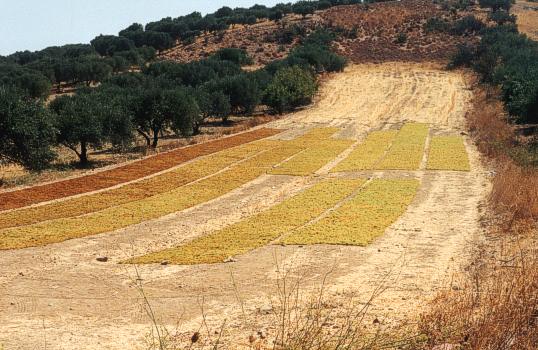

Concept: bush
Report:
left=479, top=0, right=514, bottom=11
left=395, top=33, right=407, bottom=44
left=424, top=17, right=451, bottom=33
left=451, top=15, right=485, bottom=35
left=91, top=35, right=135, bottom=56
left=264, top=66, right=317, bottom=114
left=449, top=44, right=476, bottom=68
left=210, top=48, right=253, bottom=66
left=459, top=25, right=538, bottom=124
left=489, top=10, right=517, bottom=25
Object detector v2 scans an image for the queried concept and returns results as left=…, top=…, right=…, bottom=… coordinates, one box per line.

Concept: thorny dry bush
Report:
left=418, top=87, right=538, bottom=350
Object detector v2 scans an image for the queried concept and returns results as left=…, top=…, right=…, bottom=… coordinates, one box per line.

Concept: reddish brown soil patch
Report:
left=322, top=0, right=478, bottom=62
left=0, top=128, right=281, bottom=212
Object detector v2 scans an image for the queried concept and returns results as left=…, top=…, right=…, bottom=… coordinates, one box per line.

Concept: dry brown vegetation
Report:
left=160, top=0, right=479, bottom=66
left=322, top=0, right=478, bottom=63
left=418, top=88, right=538, bottom=350
left=160, top=15, right=321, bottom=66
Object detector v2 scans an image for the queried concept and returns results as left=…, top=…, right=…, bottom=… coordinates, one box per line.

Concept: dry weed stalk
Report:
left=268, top=253, right=417, bottom=350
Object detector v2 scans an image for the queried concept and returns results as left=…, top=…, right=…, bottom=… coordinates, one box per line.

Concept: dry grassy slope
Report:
left=160, top=14, right=321, bottom=66
left=324, top=0, right=479, bottom=62
left=159, top=0, right=478, bottom=65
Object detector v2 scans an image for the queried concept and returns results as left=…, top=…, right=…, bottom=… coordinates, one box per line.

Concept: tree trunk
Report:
left=151, top=128, right=160, bottom=149
left=137, top=129, right=151, bottom=147
left=79, top=141, right=89, bottom=166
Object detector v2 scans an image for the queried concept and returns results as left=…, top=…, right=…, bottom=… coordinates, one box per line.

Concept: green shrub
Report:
left=395, top=33, right=407, bottom=44
left=449, top=44, right=476, bottom=68
left=424, top=17, right=451, bottom=33
left=488, top=10, right=517, bottom=25
left=264, top=66, right=317, bottom=114
left=451, top=16, right=485, bottom=35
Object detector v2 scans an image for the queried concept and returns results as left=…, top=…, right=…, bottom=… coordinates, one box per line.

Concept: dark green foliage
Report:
left=215, top=7, right=234, bottom=18
left=195, top=88, right=232, bottom=126
left=293, top=1, right=317, bottom=17
left=210, top=48, right=253, bottom=66
left=488, top=10, right=517, bottom=25
left=424, top=17, right=451, bottom=33
left=448, top=44, right=476, bottom=68
left=395, top=33, right=407, bottom=44
left=0, top=87, right=56, bottom=170
left=266, top=28, right=347, bottom=75
left=425, top=16, right=485, bottom=36
left=50, top=89, right=134, bottom=164
left=0, top=64, right=51, bottom=98
left=50, top=92, right=105, bottom=165
left=452, top=24, right=538, bottom=124
left=217, top=74, right=262, bottom=114
left=0, top=0, right=350, bottom=169
left=124, top=0, right=362, bottom=46
left=478, top=0, right=514, bottom=11
left=264, top=66, right=317, bottom=114
left=451, top=16, right=485, bottom=35
left=162, top=88, right=200, bottom=137
left=317, top=1, right=333, bottom=10
left=121, top=30, right=174, bottom=51
left=91, top=35, right=135, bottom=56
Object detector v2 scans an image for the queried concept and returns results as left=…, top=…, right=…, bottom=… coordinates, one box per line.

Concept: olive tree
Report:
left=0, top=87, right=56, bottom=170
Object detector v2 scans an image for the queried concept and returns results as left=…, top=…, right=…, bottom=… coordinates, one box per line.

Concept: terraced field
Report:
left=0, top=64, right=487, bottom=350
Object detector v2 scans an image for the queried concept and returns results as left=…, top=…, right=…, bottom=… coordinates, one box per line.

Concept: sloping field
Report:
left=0, top=64, right=486, bottom=350
left=0, top=128, right=350, bottom=250
left=377, top=123, right=429, bottom=170
left=331, top=130, right=398, bottom=172
left=0, top=128, right=281, bottom=212
left=427, top=135, right=470, bottom=171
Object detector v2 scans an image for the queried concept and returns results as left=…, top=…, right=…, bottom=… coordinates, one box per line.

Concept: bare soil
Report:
left=0, top=63, right=489, bottom=350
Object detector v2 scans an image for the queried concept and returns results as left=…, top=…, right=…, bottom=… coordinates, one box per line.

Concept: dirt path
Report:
left=0, top=63, right=488, bottom=350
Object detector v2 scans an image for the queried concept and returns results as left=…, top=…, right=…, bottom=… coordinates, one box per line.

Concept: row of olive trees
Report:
left=1, top=33, right=346, bottom=170
left=0, top=44, right=156, bottom=98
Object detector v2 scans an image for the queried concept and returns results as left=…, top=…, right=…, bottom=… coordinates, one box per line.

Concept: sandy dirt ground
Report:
left=0, top=63, right=489, bottom=350
left=514, top=0, right=538, bottom=41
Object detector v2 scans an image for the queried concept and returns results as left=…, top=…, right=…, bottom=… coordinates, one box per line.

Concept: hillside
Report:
left=160, top=0, right=477, bottom=66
